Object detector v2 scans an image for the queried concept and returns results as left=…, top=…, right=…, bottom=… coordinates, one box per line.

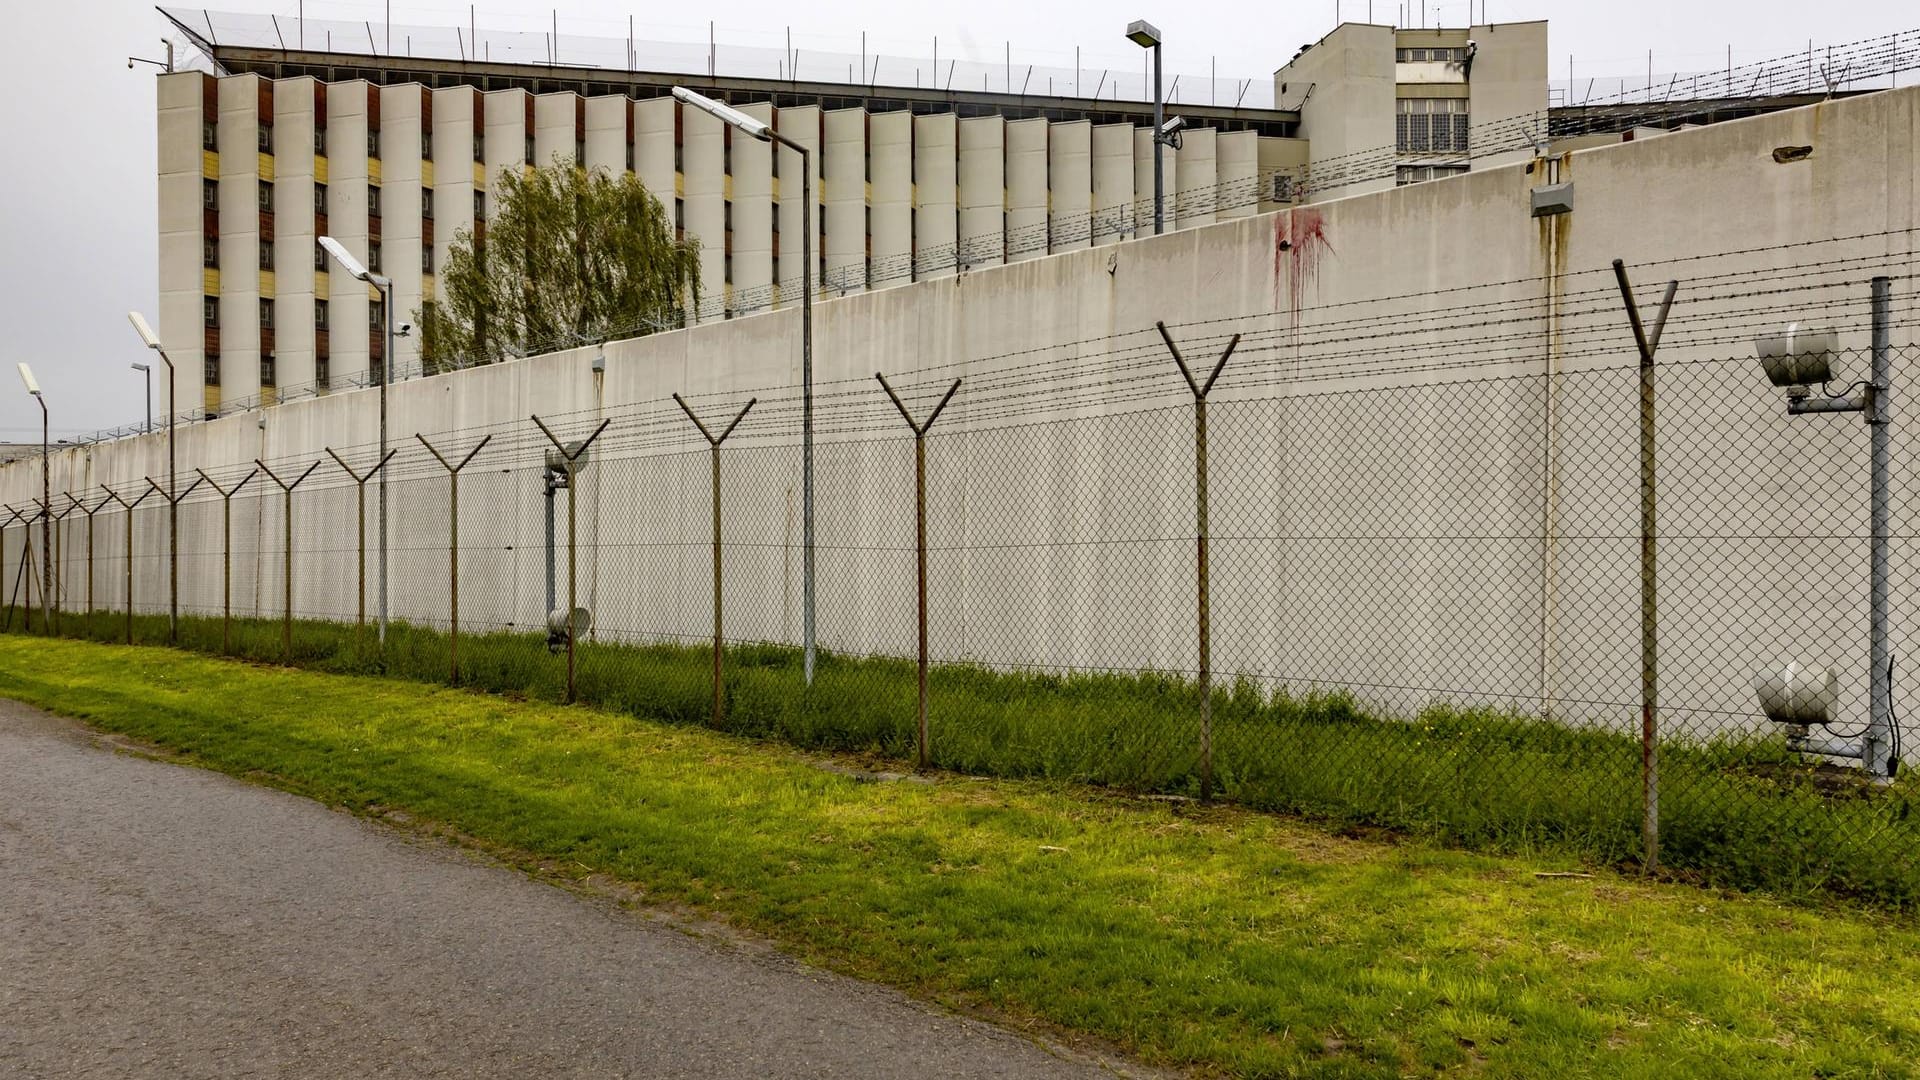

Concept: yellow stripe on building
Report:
left=421, top=159, right=435, bottom=187
left=202, top=150, right=219, bottom=179
left=259, top=270, right=275, bottom=298
left=203, top=387, right=221, bottom=414
left=315, top=155, right=329, bottom=183
left=314, top=269, right=329, bottom=299
left=257, top=152, right=275, bottom=181
left=472, top=161, right=486, bottom=188
left=368, top=157, right=382, bottom=183
left=203, top=268, right=220, bottom=294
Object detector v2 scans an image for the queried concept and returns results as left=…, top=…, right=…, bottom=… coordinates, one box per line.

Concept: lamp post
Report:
left=126, top=312, right=178, bottom=642
left=132, top=362, right=152, bottom=434
left=318, top=235, right=395, bottom=644
left=1126, top=19, right=1166, bottom=235
left=17, top=364, right=49, bottom=632
left=672, top=85, right=818, bottom=684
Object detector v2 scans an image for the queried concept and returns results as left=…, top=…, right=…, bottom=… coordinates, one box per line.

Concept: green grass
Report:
left=12, top=606, right=1920, bottom=908
left=1, top=636, right=1917, bottom=1079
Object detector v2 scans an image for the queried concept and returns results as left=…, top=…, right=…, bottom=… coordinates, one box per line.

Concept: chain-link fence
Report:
left=5, top=261, right=1919, bottom=908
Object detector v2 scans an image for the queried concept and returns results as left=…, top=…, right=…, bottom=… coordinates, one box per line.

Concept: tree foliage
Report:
left=416, top=158, right=700, bottom=370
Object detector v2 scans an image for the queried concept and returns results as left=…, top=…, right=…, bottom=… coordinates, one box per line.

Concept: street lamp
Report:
left=131, top=362, right=152, bottom=434
left=126, top=311, right=178, bottom=642
left=17, top=363, right=49, bottom=632
left=1126, top=19, right=1167, bottom=235
left=318, top=234, right=395, bottom=644
left=672, top=85, right=820, bottom=685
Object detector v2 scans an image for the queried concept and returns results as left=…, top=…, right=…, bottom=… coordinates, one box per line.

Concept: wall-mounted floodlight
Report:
left=17, top=363, right=41, bottom=396
left=546, top=606, right=591, bottom=653
left=1752, top=281, right=1899, bottom=780
left=671, top=87, right=769, bottom=139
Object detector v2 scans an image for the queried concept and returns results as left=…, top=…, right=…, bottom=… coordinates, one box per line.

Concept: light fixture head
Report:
left=17, top=362, right=41, bottom=396
left=1125, top=19, right=1162, bottom=48
left=127, top=310, right=163, bottom=350
left=671, top=87, right=770, bottom=140
left=318, top=235, right=374, bottom=282
left=131, top=361, right=151, bottom=373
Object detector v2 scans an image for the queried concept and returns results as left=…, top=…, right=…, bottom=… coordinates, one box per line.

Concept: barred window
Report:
left=1396, top=98, right=1468, bottom=153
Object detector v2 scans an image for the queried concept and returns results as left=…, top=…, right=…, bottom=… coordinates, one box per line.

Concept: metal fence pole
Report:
left=1612, top=259, right=1678, bottom=874
left=1156, top=321, right=1240, bottom=802
left=875, top=373, right=962, bottom=770
left=145, top=474, right=205, bottom=642
left=531, top=415, right=611, bottom=705
left=325, top=448, right=397, bottom=632
left=255, top=459, right=321, bottom=662
left=101, top=485, right=154, bottom=646
left=1, top=507, right=19, bottom=632
left=197, top=468, right=257, bottom=654
left=416, top=433, right=492, bottom=684
left=672, top=393, right=757, bottom=729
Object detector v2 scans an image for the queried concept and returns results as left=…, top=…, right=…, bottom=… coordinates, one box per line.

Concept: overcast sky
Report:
left=0, top=0, right=1911, bottom=438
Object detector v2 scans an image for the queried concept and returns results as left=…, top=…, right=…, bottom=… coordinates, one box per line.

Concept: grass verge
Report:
left=12, top=608, right=1920, bottom=908
left=1, top=636, right=1917, bottom=1078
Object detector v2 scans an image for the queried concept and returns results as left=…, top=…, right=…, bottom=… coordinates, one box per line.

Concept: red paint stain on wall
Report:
left=1274, top=208, right=1334, bottom=319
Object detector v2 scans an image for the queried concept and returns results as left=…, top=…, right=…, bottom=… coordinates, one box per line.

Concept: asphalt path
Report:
left=0, top=698, right=1132, bottom=1079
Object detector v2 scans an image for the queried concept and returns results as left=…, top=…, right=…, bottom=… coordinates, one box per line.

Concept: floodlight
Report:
left=131, top=362, right=151, bottom=373
left=1125, top=19, right=1162, bottom=48
left=128, top=310, right=163, bottom=350
left=1755, top=661, right=1839, bottom=726
left=1755, top=323, right=1837, bottom=389
left=671, top=87, right=770, bottom=140
left=17, top=363, right=41, bottom=396
left=546, top=606, right=591, bottom=652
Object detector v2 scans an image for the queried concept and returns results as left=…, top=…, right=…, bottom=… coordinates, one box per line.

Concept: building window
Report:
left=315, top=299, right=329, bottom=329
left=1397, top=46, right=1462, bottom=63
left=314, top=241, right=328, bottom=271
left=367, top=185, right=381, bottom=217
left=575, top=139, right=585, bottom=166
left=473, top=132, right=484, bottom=162
left=258, top=180, right=273, bottom=211
left=367, top=130, right=380, bottom=158
left=257, top=124, right=272, bottom=152
left=259, top=299, right=273, bottom=328
left=203, top=297, right=219, bottom=327
left=422, top=245, right=434, bottom=273
left=204, top=355, right=221, bottom=386
left=314, top=126, right=326, bottom=155
left=1396, top=164, right=1470, bottom=186
left=369, top=240, right=382, bottom=273
left=204, top=178, right=218, bottom=209
left=316, top=356, right=329, bottom=385
left=474, top=189, right=485, bottom=218
left=421, top=189, right=434, bottom=218
left=314, top=183, right=327, bottom=216
left=625, top=140, right=634, bottom=172
left=202, top=121, right=218, bottom=151
left=524, top=134, right=535, bottom=163
left=1396, top=98, right=1468, bottom=153
left=421, top=131, right=434, bottom=160
left=260, top=353, right=276, bottom=386
left=259, top=240, right=273, bottom=269
left=203, top=238, right=219, bottom=268
left=369, top=300, right=384, bottom=328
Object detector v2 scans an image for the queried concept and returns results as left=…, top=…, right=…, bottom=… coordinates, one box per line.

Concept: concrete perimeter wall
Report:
left=6, top=86, right=1917, bottom=746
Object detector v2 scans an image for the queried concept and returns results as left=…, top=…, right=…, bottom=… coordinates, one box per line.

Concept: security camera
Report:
left=396, top=322, right=414, bottom=337
left=1159, top=114, right=1186, bottom=136
left=127, top=58, right=136, bottom=68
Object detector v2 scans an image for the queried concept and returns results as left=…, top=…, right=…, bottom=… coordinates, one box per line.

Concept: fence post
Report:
left=197, top=468, right=258, bottom=654
left=76, top=493, right=106, bottom=639
left=101, top=485, right=155, bottom=645
left=415, top=432, right=492, bottom=684
left=672, top=393, right=757, bottom=729
left=531, top=415, right=611, bottom=704
left=875, top=373, right=962, bottom=770
left=1156, top=322, right=1241, bottom=802
left=324, top=447, right=398, bottom=633
left=144, top=475, right=206, bottom=643
left=255, top=459, right=321, bottom=662
left=1, top=506, right=19, bottom=631
left=1612, top=259, right=1678, bottom=875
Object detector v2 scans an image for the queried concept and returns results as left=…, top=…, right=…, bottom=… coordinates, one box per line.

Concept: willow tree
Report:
left=416, top=159, right=700, bottom=371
